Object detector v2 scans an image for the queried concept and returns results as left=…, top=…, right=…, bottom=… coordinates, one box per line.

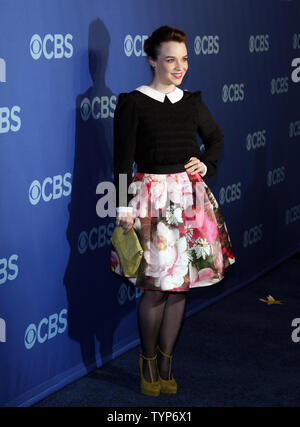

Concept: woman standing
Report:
left=110, top=25, right=235, bottom=397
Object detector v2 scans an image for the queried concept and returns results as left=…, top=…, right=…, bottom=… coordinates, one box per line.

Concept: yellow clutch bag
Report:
left=110, top=225, right=144, bottom=277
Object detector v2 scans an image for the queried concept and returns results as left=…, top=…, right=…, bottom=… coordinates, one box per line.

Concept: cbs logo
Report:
left=0, top=106, right=21, bottom=134
left=124, top=34, right=148, bottom=56
left=292, top=34, right=300, bottom=49
left=77, top=223, right=114, bottom=254
left=29, top=172, right=72, bottom=205
left=222, top=84, right=245, bottom=103
left=270, top=77, right=289, bottom=94
left=24, top=309, right=67, bottom=350
left=0, top=254, right=18, bottom=286
left=80, top=96, right=116, bottom=120
left=30, top=34, right=73, bottom=60
left=285, top=204, right=300, bottom=225
left=118, top=283, right=143, bottom=305
left=267, top=167, right=285, bottom=187
left=219, top=183, right=242, bottom=205
left=243, top=224, right=263, bottom=247
left=289, top=121, right=300, bottom=138
left=194, top=35, right=219, bottom=55
left=246, top=130, right=266, bottom=151
left=249, top=34, right=269, bottom=53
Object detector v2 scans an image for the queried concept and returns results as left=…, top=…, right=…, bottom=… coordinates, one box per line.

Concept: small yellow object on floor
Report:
left=259, top=295, right=283, bottom=305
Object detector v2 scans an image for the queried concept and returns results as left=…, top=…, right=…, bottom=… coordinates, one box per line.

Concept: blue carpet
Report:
left=34, top=254, right=300, bottom=407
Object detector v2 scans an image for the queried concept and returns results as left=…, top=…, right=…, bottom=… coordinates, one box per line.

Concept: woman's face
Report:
left=149, top=41, right=188, bottom=86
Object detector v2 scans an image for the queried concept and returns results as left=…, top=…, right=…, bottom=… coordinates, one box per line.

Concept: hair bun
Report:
left=143, top=26, right=186, bottom=71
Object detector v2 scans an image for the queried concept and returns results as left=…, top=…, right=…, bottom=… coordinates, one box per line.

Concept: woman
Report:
left=110, top=25, right=235, bottom=397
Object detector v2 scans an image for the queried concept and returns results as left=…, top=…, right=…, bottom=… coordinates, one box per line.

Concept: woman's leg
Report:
left=137, top=289, right=168, bottom=381
left=157, top=291, right=187, bottom=379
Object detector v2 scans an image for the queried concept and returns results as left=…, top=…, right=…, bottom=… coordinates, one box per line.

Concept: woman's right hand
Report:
left=116, top=212, right=135, bottom=234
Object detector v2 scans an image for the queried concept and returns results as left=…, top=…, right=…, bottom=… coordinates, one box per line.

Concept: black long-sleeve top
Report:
left=113, top=87, right=224, bottom=210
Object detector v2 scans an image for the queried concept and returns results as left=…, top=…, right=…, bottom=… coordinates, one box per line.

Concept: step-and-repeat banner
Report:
left=1, top=0, right=300, bottom=407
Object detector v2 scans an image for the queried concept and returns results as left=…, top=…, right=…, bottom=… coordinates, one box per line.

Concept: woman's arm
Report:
left=113, top=92, right=139, bottom=211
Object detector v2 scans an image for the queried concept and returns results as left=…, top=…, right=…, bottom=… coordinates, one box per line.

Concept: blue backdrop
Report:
left=1, top=0, right=300, bottom=407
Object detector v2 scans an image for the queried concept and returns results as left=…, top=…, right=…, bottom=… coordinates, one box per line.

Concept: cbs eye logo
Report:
left=219, top=183, right=242, bottom=205
left=249, top=34, right=269, bottom=53
left=80, top=98, right=91, bottom=121
left=80, top=96, right=116, bottom=120
left=124, top=34, right=148, bottom=57
left=194, top=35, right=219, bottom=55
left=30, top=34, right=73, bottom=60
left=267, top=167, right=285, bottom=187
left=118, top=283, right=143, bottom=305
left=28, top=173, right=72, bottom=205
left=222, top=83, right=244, bottom=103
left=246, top=130, right=266, bottom=151
left=270, top=77, right=289, bottom=94
left=24, top=309, right=67, bottom=350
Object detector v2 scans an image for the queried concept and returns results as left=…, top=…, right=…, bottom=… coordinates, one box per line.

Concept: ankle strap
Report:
left=140, top=352, right=157, bottom=361
left=157, top=346, right=173, bottom=380
left=157, top=346, right=173, bottom=359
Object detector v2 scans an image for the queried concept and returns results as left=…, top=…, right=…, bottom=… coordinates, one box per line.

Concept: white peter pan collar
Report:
left=135, top=85, right=184, bottom=103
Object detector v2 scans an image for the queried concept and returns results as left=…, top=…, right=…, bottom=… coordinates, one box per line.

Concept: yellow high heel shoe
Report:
left=156, top=346, right=178, bottom=394
left=139, top=352, right=161, bottom=396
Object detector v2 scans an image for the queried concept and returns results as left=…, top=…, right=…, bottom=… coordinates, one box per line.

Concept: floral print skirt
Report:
left=110, top=170, right=235, bottom=292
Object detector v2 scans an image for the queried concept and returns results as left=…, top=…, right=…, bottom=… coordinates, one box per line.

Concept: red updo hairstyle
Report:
left=143, top=25, right=187, bottom=74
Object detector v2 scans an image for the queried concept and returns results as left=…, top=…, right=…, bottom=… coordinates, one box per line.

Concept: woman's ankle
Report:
left=157, top=350, right=173, bottom=380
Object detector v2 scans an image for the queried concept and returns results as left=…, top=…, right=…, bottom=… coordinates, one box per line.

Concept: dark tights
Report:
left=138, top=289, right=187, bottom=381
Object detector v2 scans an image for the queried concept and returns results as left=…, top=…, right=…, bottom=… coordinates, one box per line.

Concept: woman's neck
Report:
left=147, top=81, right=177, bottom=94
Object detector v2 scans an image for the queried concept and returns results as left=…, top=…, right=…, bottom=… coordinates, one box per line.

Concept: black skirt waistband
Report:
left=137, top=163, right=187, bottom=174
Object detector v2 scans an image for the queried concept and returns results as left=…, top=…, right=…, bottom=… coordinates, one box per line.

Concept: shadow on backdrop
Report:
left=63, top=18, right=138, bottom=372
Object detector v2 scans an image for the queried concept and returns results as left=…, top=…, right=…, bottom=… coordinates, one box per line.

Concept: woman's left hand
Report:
left=184, top=157, right=206, bottom=175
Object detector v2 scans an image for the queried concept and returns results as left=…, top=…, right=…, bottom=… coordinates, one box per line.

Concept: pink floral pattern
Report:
left=110, top=171, right=235, bottom=292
